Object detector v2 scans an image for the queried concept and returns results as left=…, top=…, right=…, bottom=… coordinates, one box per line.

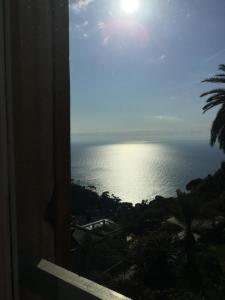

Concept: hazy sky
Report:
left=69, top=0, right=225, bottom=141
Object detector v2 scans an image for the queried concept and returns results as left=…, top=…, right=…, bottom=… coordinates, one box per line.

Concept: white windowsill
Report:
left=38, top=259, right=132, bottom=300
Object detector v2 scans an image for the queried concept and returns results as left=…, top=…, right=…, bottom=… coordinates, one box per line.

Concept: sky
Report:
left=69, top=0, right=225, bottom=142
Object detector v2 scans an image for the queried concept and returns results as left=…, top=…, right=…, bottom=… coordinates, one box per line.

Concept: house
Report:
left=72, top=219, right=120, bottom=245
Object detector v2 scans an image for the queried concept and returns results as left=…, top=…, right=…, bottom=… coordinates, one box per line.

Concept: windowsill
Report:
left=38, top=259, right=132, bottom=300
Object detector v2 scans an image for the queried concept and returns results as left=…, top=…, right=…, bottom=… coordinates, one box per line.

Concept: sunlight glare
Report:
left=121, top=0, right=140, bottom=14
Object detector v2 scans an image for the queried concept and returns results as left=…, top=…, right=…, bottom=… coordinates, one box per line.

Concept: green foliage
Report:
left=71, top=182, right=122, bottom=222
left=143, top=289, right=204, bottom=300
left=197, top=249, right=223, bottom=291
left=211, top=245, right=225, bottom=273
left=129, top=232, right=177, bottom=288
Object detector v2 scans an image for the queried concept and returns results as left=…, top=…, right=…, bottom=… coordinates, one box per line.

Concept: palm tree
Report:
left=201, top=64, right=225, bottom=152
left=174, top=191, right=197, bottom=269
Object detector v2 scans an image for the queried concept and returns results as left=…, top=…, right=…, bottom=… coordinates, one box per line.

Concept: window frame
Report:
left=0, top=0, right=18, bottom=298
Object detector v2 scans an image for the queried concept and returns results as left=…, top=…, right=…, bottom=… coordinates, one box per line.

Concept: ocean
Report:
left=71, top=139, right=224, bottom=204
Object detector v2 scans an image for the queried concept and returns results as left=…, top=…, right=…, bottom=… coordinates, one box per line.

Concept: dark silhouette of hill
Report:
left=71, top=161, right=225, bottom=299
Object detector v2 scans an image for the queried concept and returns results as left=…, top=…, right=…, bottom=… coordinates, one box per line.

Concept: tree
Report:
left=201, top=64, right=225, bottom=152
left=170, top=190, right=206, bottom=292
left=174, top=191, right=197, bottom=271
left=129, top=231, right=176, bottom=289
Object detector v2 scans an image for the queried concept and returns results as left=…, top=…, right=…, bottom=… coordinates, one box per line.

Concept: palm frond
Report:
left=206, top=94, right=225, bottom=103
left=218, top=126, right=225, bottom=151
left=202, top=77, right=225, bottom=84
left=215, top=74, right=225, bottom=77
left=201, top=64, right=225, bottom=152
left=219, top=64, right=225, bottom=72
left=200, top=89, right=225, bottom=97
left=210, top=106, right=225, bottom=146
left=203, top=100, right=223, bottom=113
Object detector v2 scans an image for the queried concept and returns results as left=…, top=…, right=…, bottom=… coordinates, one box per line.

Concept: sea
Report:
left=71, top=139, right=224, bottom=204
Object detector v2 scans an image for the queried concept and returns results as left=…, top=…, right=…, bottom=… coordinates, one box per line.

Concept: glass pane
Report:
left=69, top=1, right=225, bottom=299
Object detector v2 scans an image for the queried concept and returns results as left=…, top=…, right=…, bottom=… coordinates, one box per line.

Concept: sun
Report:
left=121, top=0, right=140, bottom=14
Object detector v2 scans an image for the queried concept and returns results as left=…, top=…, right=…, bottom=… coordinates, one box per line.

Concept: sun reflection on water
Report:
left=71, top=142, right=223, bottom=204
left=90, top=143, right=170, bottom=203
